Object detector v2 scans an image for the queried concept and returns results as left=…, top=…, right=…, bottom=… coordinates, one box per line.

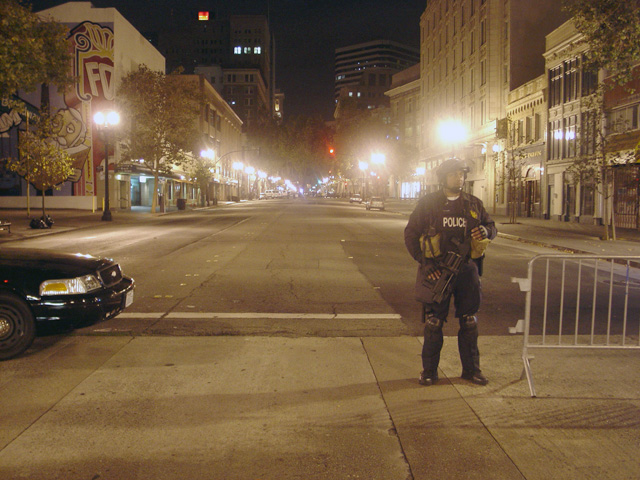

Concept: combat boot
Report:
left=419, top=370, right=438, bottom=386
left=461, top=370, right=488, bottom=385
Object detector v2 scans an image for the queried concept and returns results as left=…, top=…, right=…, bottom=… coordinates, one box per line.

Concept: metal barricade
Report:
left=512, top=254, right=640, bottom=397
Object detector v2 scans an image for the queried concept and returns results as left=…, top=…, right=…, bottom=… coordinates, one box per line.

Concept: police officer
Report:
left=404, top=158, right=497, bottom=386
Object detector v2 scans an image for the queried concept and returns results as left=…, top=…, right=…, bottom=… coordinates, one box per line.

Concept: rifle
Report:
left=419, top=250, right=464, bottom=306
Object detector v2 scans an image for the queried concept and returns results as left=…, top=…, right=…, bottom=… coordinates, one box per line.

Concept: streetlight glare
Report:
left=371, top=152, right=385, bottom=165
left=106, top=111, right=120, bottom=126
left=438, top=120, right=467, bottom=144
left=200, top=149, right=215, bottom=160
left=93, top=112, right=105, bottom=126
left=359, top=161, right=369, bottom=171
left=94, top=111, right=120, bottom=127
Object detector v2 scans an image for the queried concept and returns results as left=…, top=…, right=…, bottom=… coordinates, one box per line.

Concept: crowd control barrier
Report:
left=512, top=254, right=640, bottom=397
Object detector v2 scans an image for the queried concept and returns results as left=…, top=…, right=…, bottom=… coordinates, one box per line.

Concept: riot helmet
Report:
left=436, top=158, right=469, bottom=185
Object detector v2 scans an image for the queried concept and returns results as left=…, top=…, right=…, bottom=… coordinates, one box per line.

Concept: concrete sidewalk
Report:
left=1, top=335, right=639, bottom=479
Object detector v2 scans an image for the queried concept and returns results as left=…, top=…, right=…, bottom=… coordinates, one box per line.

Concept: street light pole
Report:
left=93, top=111, right=120, bottom=221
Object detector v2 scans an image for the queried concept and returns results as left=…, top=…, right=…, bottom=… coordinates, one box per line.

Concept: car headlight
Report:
left=40, top=274, right=102, bottom=296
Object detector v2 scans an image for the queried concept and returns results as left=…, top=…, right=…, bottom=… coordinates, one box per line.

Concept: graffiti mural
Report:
left=0, top=21, right=114, bottom=201
left=64, top=21, right=115, bottom=196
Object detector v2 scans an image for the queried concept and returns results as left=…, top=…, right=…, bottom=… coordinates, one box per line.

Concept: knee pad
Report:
left=425, top=315, right=443, bottom=332
left=460, top=315, right=478, bottom=331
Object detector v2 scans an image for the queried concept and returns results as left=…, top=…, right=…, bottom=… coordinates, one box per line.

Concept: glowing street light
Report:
left=93, top=110, right=120, bottom=221
left=371, top=152, right=385, bottom=165
left=438, top=119, right=467, bottom=146
left=200, top=148, right=215, bottom=160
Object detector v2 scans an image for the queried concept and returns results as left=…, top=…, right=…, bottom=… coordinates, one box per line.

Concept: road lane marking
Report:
left=118, top=312, right=402, bottom=320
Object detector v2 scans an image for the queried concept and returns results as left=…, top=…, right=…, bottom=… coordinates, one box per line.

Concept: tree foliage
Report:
left=7, top=111, right=74, bottom=216
left=564, top=0, right=640, bottom=84
left=117, top=65, right=201, bottom=212
left=250, top=114, right=334, bottom=187
left=0, top=0, right=74, bottom=98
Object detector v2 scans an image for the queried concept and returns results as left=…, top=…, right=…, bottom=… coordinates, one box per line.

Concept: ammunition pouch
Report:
left=420, top=233, right=441, bottom=258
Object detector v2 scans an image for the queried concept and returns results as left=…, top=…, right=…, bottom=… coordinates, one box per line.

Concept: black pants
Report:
left=422, top=260, right=482, bottom=376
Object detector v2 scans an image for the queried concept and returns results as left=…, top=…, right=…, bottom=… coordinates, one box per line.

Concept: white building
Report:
left=1, top=1, right=164, bottom=210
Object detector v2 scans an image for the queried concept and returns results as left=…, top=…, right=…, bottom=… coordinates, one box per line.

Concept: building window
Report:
left=254, top=46, right=262, bottom=54
left=581, top=59, right=598, bottom=96
left=607, top=104, right=639, bottom=134
left=534, top=113, right=541, bottom=141
left=480, top=19, right=486, bottom=45
left=581, top=180, right=595, bottom=216
left=565, top=115, right=577, bottom=158
left=480, top=59, right=486, bottom=85
left=549, top=65, right=563, bottom=107
left=234, top=46, right=241, bottom=54
left=550, top=120, right=562, bottom=159
left=564, top=59, right=579, bottom=103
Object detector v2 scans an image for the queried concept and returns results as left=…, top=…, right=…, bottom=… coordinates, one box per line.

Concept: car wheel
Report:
left=0, top=292, right=36, bottom=361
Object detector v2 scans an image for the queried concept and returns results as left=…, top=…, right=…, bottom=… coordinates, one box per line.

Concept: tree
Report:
left=497, top=116, right=532, bottom=224
left=117, top=66, right=201, bottom=213
left=7, top=111, right=74, bottom=217
left=253, top=114, right=334, bottom=187
left=0, top=0, right=74, bottom=99
left=563, top=0, right=640, bottom=85
left=183, top=153, right=214, bottom=206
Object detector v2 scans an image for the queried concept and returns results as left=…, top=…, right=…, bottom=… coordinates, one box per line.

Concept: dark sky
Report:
left=32, top=0, right=426, bottom=120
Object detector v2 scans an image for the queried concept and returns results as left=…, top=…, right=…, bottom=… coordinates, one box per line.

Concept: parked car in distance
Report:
left=366, top=197, right=385, bottom=210
left=349, top=194, right=363, bottom=204
left=0, top=248, right=135, bottom=360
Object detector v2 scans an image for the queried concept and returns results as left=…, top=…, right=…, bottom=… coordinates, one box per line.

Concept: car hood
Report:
left=0, top=248, right=113, bottom=278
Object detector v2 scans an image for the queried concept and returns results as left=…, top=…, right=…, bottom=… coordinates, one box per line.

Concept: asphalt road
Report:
left=3, top=197, right=574, bottom=339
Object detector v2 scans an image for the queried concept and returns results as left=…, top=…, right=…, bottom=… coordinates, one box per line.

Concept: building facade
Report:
left=419, top=0, right=567, bottom=209
left=543, top=19, right=599, bottom=223
left=158, top=11, right=276, bottom=127
left=0, top=1, right=165, bottom=211
left=503, top=74, right=547, bottom=218
left=334, top=40, right=419, bottom=115
left=385, top=64, right=422, bottom=198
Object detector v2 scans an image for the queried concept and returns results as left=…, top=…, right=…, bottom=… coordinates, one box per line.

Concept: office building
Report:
left=334, top=40, right=419, bottom=114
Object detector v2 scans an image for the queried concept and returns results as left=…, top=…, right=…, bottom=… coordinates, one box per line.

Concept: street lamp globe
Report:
left=438, top=119, right=467, bottom=145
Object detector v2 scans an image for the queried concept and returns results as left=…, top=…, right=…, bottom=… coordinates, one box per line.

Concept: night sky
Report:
left=31, top=0, right=426, bottom=120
